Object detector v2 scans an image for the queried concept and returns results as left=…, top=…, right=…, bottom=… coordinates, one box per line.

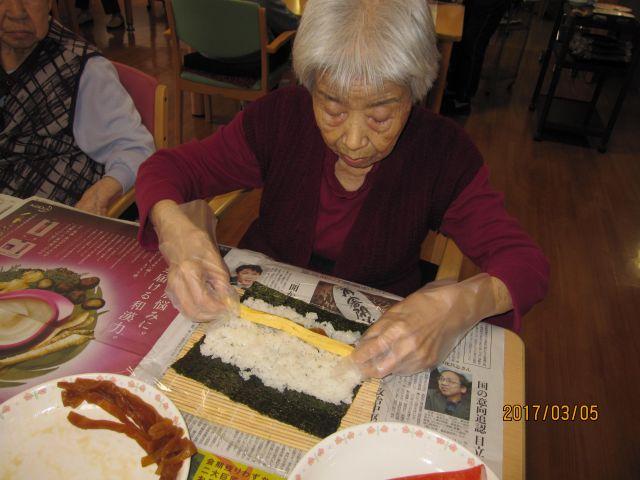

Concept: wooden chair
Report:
left=421, top=230, right=464, bottom=282
left=106, top=62, right=169, bottom=218
left=166, top=0, right=296, bottom=143
left=108, top=62, right=246, bottom=220
left=208, top=189, right=251, bottom=219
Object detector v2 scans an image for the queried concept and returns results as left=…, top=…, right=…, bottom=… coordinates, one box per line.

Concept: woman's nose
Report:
left=342, top=117, right=368, bottom=152
left=5, top=0, right=28, bottom=17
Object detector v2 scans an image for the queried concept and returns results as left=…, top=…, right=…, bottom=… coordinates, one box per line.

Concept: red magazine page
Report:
left=0, top=200, right=178, bottom=402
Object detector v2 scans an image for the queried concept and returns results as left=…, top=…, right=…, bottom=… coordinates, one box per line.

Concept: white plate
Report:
left=288, top=422, right=498, bottom=480
left=0, top=373, right=191, bottom=480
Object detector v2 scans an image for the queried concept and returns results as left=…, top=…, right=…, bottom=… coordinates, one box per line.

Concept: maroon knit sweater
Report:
left=239, top=87, right=482, bottom=295
left=137, top=86, right=549, bottom=330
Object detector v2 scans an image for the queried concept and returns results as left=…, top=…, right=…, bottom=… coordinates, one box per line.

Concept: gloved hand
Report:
left=350, top=274, right=511, bottom=378
left=152, top=199, right=239, bottom=322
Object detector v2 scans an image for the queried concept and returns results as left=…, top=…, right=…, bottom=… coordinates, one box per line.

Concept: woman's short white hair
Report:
left=293, top=0, right=440, bottom=102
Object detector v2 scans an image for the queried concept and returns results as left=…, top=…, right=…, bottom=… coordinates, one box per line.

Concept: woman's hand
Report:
left=151, top=200, right=239, bottom=322
left=75, top=176, right=123, bottom=216
left=351, top=275, right=510, bottom=378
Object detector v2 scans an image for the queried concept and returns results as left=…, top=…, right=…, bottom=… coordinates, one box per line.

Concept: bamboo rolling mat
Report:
left=161, top=328, right=380, bottom=452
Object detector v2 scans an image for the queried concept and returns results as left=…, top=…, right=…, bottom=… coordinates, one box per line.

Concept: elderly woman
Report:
left=1, top=0, right=154, bottom=214
left=136, top=0, right=549, bottom=378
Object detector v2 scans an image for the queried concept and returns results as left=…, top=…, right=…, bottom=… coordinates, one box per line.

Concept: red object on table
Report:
left=389, top=464, right=486, bottom=480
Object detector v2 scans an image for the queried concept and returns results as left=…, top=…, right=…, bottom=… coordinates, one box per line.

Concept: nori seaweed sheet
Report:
left=172, top=338, right=355, bottom=438
left=241, top=282, right=368, bottom=334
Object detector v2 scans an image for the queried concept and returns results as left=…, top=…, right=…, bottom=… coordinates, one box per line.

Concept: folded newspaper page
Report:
left=371, top=323, right=504, bottom=477
left=184, top=412, right=304, bottom=478
left=214, top=246, right=506, bottom=477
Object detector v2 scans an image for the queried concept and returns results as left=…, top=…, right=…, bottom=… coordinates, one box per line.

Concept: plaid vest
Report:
left=0, top=20, right=103, bottom=206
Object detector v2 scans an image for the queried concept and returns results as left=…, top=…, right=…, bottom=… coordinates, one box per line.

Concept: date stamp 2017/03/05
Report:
left=503, top=404, right=599, bottom=422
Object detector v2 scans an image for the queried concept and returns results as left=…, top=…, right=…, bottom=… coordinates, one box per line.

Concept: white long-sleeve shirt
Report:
left=73, top=56, right=155, bottom=192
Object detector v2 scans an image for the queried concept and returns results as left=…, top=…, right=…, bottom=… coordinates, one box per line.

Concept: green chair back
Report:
left=172, top=0, right=262, bottom=59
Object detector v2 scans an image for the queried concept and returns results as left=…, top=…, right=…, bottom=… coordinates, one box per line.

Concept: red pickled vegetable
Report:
left=388, top=465, right=486, bottom=480
left=59, top=378, right=196, bottom=480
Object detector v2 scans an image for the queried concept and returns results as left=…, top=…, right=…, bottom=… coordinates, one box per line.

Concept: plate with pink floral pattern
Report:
left=0, top=373, right=191, bottom=479
left=288, top=422, right=498, bottom=480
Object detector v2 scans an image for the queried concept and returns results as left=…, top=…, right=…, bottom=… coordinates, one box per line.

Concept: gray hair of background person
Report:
left=292, top=0, right=440, bottom=102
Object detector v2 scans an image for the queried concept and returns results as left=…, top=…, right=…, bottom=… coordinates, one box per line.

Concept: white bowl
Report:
left=289, top=422, right=498, bottom=480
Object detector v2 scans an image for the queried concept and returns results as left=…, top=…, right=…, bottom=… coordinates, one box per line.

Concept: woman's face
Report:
left=312, top=74, right=412, bottom=170
left=0, top=0, right=51, bottom=53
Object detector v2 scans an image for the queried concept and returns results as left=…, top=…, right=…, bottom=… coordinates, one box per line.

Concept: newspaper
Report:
left=222, top=246, right=400, bottom=325
left=371, top=323, right=505, bottom=477
left=184, top=412, right=304, bottom=479
left=219, top=246, right=506, bottom=477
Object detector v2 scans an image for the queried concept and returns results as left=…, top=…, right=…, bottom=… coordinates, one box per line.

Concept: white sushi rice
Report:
left=242, top=297, right=362, bottom=345
left=200, top=316, right=362, bottom=405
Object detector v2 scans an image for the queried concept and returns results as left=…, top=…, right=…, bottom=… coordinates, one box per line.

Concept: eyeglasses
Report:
left=438, top=377, right=461, bottom=386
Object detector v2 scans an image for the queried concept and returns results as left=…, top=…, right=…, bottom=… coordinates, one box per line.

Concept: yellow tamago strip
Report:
left=239, top=304, right=354, bottom=356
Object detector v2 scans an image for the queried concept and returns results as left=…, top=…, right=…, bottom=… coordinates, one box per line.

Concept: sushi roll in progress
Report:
left=172, top=314, right=363, bottom=438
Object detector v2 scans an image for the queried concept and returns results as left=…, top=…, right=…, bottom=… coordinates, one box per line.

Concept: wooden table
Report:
left=503, top=329, right=526, bottom=480
left=284, top=0, right=464, bottom=114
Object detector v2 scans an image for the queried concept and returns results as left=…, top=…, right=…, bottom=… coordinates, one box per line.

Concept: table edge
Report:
left=502, top=329, right=526, bottom=480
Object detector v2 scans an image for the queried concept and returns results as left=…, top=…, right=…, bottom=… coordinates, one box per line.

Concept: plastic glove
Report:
left=350, top=274, right=511, bottom=378
left=152, top=199, right=239, bottom=322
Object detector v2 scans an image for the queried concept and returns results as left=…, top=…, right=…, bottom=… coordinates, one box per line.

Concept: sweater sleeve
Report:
left=440, top=165, right=549, bottom=332
left=135, top=110, right=263, bottom=249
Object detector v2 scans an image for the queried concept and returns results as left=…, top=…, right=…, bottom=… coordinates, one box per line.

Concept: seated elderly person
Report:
left=0, top=0, right=154, bottom=215
left=136, top=0, right=549, bottom=378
